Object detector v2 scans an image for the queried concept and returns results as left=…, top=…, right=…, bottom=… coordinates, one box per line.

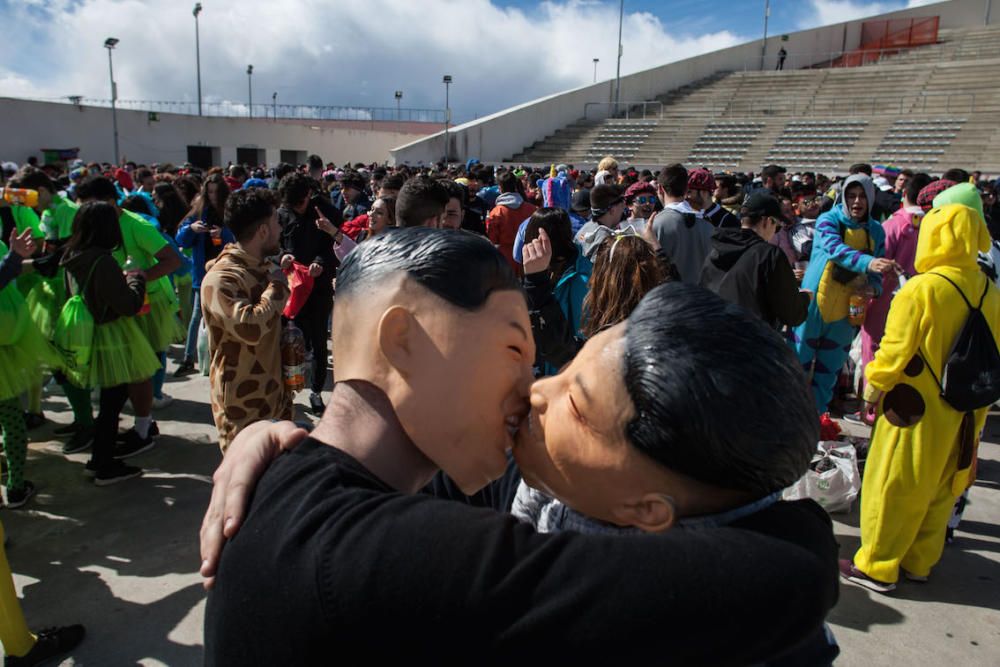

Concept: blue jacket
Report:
left=176, top=217, right=236, bottom=288
left=802, top=205, right=886, bottom=297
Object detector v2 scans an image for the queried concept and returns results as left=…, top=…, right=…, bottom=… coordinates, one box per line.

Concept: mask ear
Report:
left=611, top=493, right=677, bottom=533
left=377, top=306, right=415, bottom=376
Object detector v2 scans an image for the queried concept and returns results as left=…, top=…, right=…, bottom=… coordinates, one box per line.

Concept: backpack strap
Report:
left=926, top=271, right=975, bottom=311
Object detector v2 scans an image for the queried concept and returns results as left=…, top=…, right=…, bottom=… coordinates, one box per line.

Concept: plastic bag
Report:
left=783, top=441, right=861, bottom=513
left=197, top=317, right=210, bottom=376
left=52, top=294, right=94, bottom=374
left=283, top=262, right=315, bottom=320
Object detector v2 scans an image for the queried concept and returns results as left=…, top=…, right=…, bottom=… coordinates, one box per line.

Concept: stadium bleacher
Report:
left=510, top=21, right=1000, bottom=173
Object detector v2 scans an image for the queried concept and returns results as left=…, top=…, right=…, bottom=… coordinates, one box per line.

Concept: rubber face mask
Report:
left=388, top=289, right=535, bottom=494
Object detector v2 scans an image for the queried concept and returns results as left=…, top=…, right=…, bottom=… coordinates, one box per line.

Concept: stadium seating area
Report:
left=510, top=22, right=1000, bottom=173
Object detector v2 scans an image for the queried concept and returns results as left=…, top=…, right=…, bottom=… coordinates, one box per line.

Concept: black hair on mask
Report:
left=622, top=282, right=818, bottom=495
left=336, top=226, right=523, bottom=311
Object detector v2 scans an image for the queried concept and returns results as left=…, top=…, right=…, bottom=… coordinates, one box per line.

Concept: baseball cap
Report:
left=571, top=189, right=591, bottom=215
left=740, top=191, right=783, bottom=220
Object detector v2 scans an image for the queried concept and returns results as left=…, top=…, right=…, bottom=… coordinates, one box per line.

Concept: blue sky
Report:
left=0, top=0, right=936, bottom=123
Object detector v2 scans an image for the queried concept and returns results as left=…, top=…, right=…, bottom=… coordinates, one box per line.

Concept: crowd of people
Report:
left=0, top=150, right=997, bottom=664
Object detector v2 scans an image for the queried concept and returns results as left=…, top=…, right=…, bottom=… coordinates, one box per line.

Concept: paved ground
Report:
left=3, top=360, right=999, bottom=665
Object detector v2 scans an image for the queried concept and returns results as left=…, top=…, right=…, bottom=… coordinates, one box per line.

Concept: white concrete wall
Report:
left=391, top=0, right=994, bottom=165
left=0, top=98, right=433, bottom=166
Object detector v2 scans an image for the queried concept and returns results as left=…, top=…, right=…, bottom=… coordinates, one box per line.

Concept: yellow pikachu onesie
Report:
left=854, top=204, right=999, bottom=584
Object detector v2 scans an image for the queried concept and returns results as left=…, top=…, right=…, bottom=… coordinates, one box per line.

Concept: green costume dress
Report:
left=113, top=209, right=184, bottom=352
left=0, top=241, right=62, bottom=401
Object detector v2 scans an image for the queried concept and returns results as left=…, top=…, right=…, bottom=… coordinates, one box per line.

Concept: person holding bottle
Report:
left=175, top=174, right=234, bottom=377
left=201, top=188, right=291, bottom=452
left=789, top=174, right=897, bottom=415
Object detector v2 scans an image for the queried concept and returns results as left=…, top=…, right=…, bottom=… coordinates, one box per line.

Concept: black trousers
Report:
left=93, top=384, right=129, bottom=469
left=294, top=289, right=333, bottom=394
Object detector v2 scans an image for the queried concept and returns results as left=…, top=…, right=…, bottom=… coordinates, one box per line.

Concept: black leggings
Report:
left=294, top=290, right=333, bottom=394
left=93, top=384, right=129, bottom=469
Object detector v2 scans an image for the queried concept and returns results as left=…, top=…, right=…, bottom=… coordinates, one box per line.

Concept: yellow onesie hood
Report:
left=913, top=204, right=990, bottom=274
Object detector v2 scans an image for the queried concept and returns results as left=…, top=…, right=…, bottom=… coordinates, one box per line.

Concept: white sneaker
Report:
left=152, top=394, right=174, bottom=410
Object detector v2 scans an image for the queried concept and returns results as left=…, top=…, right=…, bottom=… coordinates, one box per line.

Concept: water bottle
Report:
left=1, top=188, right=39, bottom=208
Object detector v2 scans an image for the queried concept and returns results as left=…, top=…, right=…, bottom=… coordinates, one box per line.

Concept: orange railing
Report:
left=830, top=17, right=940, bottom=68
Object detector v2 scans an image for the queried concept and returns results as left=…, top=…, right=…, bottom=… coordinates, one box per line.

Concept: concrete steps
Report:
left=512, top=24, right=1000, bottom=173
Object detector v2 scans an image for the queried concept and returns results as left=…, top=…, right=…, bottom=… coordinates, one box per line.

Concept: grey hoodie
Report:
left=840, top=174, right=875, bottom=220
left=495, top=192, right=525, bottom=209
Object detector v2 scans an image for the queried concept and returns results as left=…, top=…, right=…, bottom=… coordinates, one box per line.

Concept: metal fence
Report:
left=34, top=97, right=446, bottom=123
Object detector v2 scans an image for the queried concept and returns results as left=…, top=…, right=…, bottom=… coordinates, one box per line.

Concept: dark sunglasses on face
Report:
left=634, top=196, right=656, bottom=205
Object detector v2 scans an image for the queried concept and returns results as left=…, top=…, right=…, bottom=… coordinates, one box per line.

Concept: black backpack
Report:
left=921, top=272, right=1000, bottom=412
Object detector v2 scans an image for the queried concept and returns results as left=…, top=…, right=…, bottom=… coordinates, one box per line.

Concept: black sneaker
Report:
left=53, top=422, right=83, bottom=436
left=174, top=359, right=197, bottom=378
left=4, top=624, right=85, bottom=666
left=62, top=425, right=95, bottom=455
left=309, top=392, right=325, bottom=416
left=113, top=430, right=156, bottom=460
left=22, top=412, right=46, bottom=430
left=94, top=462, right=143, bottom=486
left=83, top=459, right=98, bottom=478
left=115, top=421, right=159, bottom=445
left=6, top=481, right=35, bottom=509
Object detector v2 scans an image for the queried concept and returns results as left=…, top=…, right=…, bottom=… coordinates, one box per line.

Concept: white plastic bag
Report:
left=197, top=318, right=210, bottom=376
left=783, top=441, right=861, bottom=513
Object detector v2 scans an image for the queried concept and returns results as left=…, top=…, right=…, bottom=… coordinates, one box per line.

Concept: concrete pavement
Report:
left=2, top=366, right=999, bottom=665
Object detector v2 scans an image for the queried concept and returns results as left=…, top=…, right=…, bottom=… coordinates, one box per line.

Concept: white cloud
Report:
left=0, top=0, right=744, bottom=123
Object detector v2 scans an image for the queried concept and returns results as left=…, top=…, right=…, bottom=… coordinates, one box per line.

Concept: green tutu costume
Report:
left=114, top=209, right=184, bottom=353
left=24, top=273, right=66, bottom=340
left=133, top=280, right=184, bottom=353
left=0, top=244, right=62, bottom=401
left=66, top=316, right=161, bottom=390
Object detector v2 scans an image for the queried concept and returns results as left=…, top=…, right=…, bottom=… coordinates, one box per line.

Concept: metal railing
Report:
left=747, top=44, right=1000, bottom=72
left=19, top=96, right=446, bottom=124
left=583, top=100, right=663, bottom=120
left=590, top=91, right=979, bottom=119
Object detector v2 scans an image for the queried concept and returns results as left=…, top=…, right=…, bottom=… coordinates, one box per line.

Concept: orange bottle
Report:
left=1, top=188, right=39, bottom=208
left=281, top=321, right=306, bottom=392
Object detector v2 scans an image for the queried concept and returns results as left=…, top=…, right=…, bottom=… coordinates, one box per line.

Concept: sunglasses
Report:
left=633, top=196, right=656, bottom=205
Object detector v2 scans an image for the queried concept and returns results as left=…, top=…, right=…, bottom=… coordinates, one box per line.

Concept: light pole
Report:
left=104, top=37, right=120, bottom=165
left=246, top=64, right=253, bottom=118
left=272, top=92, right=277, bottom=122
left=395, top=90, right=403, bottom=121
left=442, top=75, right=452, bottom=162
left=761, top=0, right=771, bottom=71
left=193, top=3, right=203, bottom=116
left=614, top=0, right=624, bottom=114
left=593, top=58, right=599, bottom=83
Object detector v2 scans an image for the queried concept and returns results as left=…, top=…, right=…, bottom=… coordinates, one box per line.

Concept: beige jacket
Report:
left=201, top=245, right=291, bottom=451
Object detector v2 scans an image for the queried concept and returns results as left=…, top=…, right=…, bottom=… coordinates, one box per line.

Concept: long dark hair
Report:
left=153, top=182, right=188, bottom=236
left=65, top=201, right=123, bottom=254
left=187, top=173, right=230, bottom=223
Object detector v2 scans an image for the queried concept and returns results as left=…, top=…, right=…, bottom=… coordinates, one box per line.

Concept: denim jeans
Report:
left=184, top=289, right=202, bottom=363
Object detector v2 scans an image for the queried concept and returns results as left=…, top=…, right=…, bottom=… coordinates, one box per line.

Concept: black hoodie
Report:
left=699, top=227, right=809, bottom=329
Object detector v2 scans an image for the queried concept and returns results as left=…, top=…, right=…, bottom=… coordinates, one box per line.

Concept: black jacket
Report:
left=706, top=203, right=740, bottom=229
left=61, top=248, right=146, bottom=325
left=277, top=195, right=342, bottom=294
left=700, top=228, right=809, bottom=329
